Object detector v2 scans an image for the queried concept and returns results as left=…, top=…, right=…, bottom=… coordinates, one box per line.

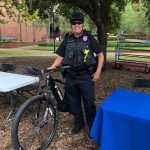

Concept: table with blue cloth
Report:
left=90, top=88, right=150, bottom=150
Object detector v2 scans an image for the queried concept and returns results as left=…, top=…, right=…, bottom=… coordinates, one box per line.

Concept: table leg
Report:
left=2, top=92, right=15, bottom=130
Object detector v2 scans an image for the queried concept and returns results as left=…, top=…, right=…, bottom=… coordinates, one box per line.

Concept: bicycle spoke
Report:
left=12, top=95, right=58, bottom=149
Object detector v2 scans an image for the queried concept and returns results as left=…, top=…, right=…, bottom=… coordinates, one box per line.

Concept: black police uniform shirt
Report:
left=56, top=31, right=102, bottom=69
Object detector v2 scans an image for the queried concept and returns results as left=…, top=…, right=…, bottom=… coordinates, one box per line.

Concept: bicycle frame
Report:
left=26, top=66, right=70, bottom=115
left=33, top=66, right=70, bottom=112
left=47, top=74, right=65, bottom=104
left=46, top=67, right=71, bottom=112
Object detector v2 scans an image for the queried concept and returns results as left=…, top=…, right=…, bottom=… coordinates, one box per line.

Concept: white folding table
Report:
left=0, top=71, right=39, bottom=128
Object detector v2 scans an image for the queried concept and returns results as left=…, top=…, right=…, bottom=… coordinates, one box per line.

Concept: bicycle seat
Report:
left=23, top=66, right=43, bottom=76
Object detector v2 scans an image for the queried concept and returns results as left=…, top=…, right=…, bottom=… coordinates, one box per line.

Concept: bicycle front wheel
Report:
left=11, top=94, right=58, bottom=150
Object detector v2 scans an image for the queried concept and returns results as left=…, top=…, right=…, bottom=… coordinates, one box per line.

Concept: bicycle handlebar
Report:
left=26, top=66, right=71, bottom=75
left=45, top=66, right=71, bottom=73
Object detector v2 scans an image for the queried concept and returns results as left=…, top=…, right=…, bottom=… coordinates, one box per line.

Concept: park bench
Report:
left=1, top=35, right=16, bottom=42
left=115, top=41, right=150, bottom=73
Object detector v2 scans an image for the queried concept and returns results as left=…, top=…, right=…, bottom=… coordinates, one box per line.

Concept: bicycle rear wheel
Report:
left=11, top=95, right=58, bottom=150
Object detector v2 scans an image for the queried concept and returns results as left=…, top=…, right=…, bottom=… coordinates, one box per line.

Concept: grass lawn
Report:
left=0, top=42, right=149, bottom=56
left=0, top=48, right=52, bottom=55
left=0, top=51, right=39, bottom=55
left=30, top=45, right=54, bottom=51
left=120, top=47, right=150, bottom=51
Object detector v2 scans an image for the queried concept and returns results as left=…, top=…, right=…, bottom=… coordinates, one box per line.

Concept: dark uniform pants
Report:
left=65, top=72, right=96, bottom=129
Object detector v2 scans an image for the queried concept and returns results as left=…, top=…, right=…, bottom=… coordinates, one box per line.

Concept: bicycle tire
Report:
left=11, top=94, right=58, bottom=150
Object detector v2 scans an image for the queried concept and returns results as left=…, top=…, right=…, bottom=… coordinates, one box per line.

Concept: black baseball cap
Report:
left=70, top=12, right=84, bottom=24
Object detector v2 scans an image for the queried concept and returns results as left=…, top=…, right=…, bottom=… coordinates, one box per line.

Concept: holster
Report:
left=61, top=69, right=66, bottom=78
left=87, top=66, right=96, bottom=75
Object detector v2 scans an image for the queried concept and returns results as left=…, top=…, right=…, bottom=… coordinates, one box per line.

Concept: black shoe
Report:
left=72, top=125, right=84, bottom=134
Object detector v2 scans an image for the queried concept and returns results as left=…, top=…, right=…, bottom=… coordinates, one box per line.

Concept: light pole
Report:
left=53, top=9, right=56, bottom=53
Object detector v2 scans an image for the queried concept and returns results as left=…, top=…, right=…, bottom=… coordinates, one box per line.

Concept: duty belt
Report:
left=67, top=69, right=87, bottom=76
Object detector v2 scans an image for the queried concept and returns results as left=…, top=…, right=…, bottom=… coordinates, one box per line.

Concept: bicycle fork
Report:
left=34, top=93, right=54, bottom=128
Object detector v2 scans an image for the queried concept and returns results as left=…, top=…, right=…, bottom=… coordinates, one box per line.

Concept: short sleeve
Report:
left=89, top=34, right=103, bottom=54
left=56, top=38, right=67, bottom=57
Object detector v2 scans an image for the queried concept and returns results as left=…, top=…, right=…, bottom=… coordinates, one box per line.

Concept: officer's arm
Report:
left=92, top=52, right=104, bottom=82
left=96, top=52, right=104, bottom=74
left=47, top=56, right=64, bottom=70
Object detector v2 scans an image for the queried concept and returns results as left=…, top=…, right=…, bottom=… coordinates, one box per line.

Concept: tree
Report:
left=25, top=0, right=59, bottom=42
left=25, top=0, right=150, bottom=66
left=121, top=2, right=149, bottom=33
left=13, top=0, right=39, bottom=42
left=0, top=0, right=16, bottom=24
left=55, top=0, right=127, bottom=65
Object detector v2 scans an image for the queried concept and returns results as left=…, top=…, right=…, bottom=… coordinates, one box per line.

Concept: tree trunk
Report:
left=97, top=22, right=107, bottom=69
left=33, top=20, right=36, bottom=43
left=25, top=23, right=28, bottom=42
left=19, top=12, right=22, bottom=42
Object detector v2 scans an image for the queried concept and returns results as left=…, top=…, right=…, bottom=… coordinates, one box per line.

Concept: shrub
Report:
left=108, top=36, right=126, bottom=41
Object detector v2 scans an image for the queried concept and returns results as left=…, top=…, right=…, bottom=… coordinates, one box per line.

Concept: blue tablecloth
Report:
left=90, top=88, right=150, bottom=150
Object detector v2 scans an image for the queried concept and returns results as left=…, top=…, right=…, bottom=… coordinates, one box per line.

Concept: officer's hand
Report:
left=47, top=66, right=56, bottom=71
left=92, top=71, right=100, bottom=82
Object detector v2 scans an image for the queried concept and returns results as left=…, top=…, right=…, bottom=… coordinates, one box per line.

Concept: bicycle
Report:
left=11, top=66, right=71, bottom=150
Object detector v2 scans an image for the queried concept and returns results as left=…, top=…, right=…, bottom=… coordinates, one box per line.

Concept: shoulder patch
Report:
left=83, top=36, right=88, bottom=42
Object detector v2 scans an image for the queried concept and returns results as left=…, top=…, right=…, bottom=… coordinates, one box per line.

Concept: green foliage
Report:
left=25, top=0, right=125, bottom=31
left=13, top=0, right=150, bottom=59
left=123, top=33, right=147, bottom=40
left=38, top=42, right=54, bottom=46
left=0, top=19, right=8, bottom=24
left=0, top=49, right=50, bottom=55
left=107, top=41, right=118, bottom=47
left=118, top=42, right=150, bottom=47
left=108, top=5, right=122, bottom=32
left=38, top=41, right=61, bottom=47
left=137, top=0, right=150, bottom=24
left=108, top=36, right=126, bottom=41
left=0, top=0, right=16, bottom=24
left=13, top=0, right=39, bottom=22
left=121, top=3, right=149, bottom=33
left=57, top=3, right=79, bottom=22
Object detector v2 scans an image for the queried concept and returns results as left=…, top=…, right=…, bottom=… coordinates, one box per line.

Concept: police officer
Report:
left=47, top=12, right=104, bottom=134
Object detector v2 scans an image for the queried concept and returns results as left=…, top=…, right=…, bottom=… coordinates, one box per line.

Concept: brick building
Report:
left=0, top=4, right=47, bottom=43
left=0, top=21, right=47, bottom=43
